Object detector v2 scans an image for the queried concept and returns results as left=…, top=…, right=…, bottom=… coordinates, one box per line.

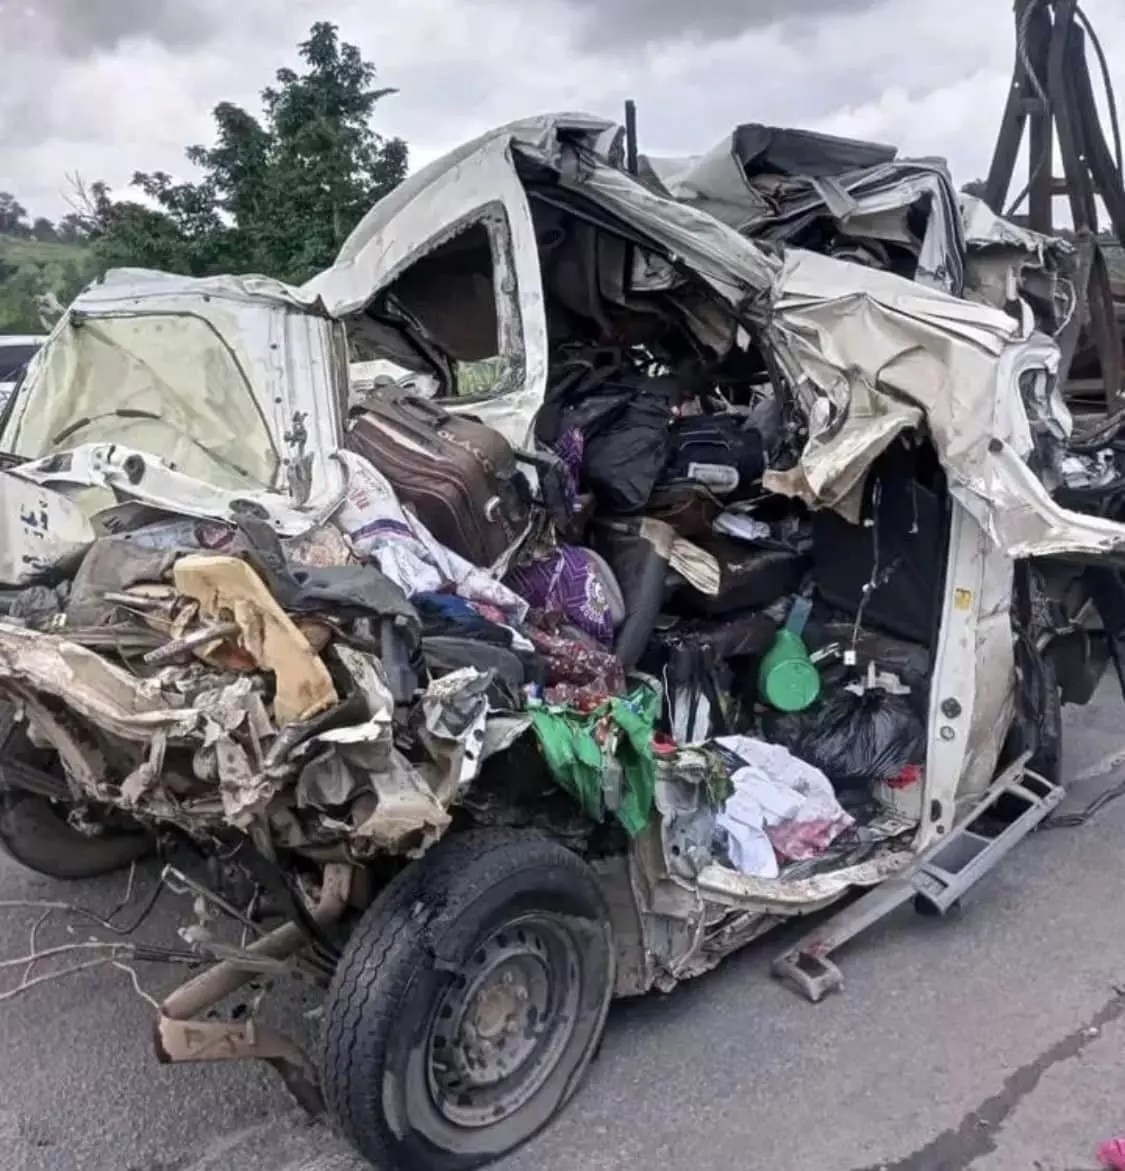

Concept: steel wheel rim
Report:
left=425, top=912, right=582, bottom=1128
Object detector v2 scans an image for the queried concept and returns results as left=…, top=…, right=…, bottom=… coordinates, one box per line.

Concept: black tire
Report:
left=1006, top=650, right=1063, bottom=785
left=321, top=830, right=615, bottom=1171
left=0, top=790, right=153, bottom=880
left=989, top=650, right=1063, bottom=828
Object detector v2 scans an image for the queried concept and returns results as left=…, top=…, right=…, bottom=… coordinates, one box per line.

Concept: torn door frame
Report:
left=303, top=132, right=554, bottom=449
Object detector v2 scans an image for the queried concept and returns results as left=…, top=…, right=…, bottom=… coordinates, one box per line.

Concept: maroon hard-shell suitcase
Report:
left=345, top=393, right=531, bottom=567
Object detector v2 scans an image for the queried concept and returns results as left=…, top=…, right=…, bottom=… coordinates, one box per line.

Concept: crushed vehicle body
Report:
left=1, top=111, right=1125, bottom=1171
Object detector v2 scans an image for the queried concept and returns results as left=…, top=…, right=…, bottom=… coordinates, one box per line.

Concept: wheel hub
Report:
left=440, top=945, right=549, bottom=1089
left=466, top=964, right=530, bottom=1041
left=426, top=915, right=582, bottom=1128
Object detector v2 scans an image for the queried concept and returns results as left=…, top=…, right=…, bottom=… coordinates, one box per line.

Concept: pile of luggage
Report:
left=344, top=345, right=792, bottom=720
left=340, top=343, right=932, bottom=879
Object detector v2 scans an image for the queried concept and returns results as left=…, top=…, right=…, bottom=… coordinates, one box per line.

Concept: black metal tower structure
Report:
left=984, top=0, right=1125, bottom=407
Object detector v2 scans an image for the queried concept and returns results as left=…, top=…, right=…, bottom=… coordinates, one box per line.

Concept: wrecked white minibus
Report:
left=0, top=114, right=1122, bottom=1171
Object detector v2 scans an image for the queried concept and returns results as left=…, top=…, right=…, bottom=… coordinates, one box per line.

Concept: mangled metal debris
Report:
left=2, top=71, right=1125, bottom=1171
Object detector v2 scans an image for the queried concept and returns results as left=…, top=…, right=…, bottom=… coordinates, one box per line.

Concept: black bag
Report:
left=571, top=377, right=682, bottom=514
left=672, top=536, right=807, bottom=618
left=536, top=345, right=634, bottom=443
left=812, top=442, right=945, bottom=645
left=660, top=414, right=766, bottom=502
left=538, top=351, right=685, bottom=516
left=422, top=637, right=540, bottom=710
left=643, top=609, right=779, bottom=668
left=762, top=685, right=926, bottom=792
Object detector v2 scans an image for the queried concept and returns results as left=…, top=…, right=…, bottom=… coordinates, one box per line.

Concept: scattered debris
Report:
left=173, top=554, right=339, bottom=725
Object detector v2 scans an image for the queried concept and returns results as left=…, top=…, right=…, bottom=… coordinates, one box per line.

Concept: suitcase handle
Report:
left=394, top=394, right=451, bottom=428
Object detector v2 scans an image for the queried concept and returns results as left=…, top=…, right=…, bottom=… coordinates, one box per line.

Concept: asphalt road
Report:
left=4, top=682, right=1125, bottom=1171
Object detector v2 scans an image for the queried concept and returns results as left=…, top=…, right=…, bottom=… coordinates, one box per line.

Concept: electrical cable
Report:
left=1044, top=776, right=1125, bottom=828
left=1076, top=3, right=1124, bottom=179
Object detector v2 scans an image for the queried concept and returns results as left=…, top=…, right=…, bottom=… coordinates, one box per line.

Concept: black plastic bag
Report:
left=762, top=685, right=926, bottom=792
left=422, top=637, right=538, bottom=710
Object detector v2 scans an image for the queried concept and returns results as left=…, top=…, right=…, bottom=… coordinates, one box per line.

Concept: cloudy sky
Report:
left=2, top=0, right=1124, bottom=221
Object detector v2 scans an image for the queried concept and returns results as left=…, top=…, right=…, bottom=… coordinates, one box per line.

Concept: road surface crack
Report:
left=844, top=986, right=1125, bottom=1171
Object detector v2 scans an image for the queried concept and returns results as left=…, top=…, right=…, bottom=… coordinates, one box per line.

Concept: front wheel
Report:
left=320, top=831, right=615, bottom=1171
left=0, top=790, right=154, bottom=880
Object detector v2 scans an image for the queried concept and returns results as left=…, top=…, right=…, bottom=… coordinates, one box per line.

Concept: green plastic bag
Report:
left=528, top=684, right=660, bottom=836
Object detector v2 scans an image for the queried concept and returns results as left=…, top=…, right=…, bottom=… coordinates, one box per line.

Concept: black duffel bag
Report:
left=659, top=413, right=766, bottom=502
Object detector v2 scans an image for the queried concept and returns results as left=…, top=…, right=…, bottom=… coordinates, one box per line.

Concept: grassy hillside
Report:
left=0, top=235, right=99, bottom=335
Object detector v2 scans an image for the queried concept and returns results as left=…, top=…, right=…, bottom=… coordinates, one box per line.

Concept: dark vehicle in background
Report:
left=0, top=335, right=46, bottom=409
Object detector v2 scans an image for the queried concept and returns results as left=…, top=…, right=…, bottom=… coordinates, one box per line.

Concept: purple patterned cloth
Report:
left=505, top=545, right=621, bottom=645
left=525, top=612, right=627, bottom=704
left=552, top=429, right=585, bottom=515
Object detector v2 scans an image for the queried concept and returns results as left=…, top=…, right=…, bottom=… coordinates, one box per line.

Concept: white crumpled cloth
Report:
left=333, top=452, right=529, bottom=621
left=714, top=735, right=853, bottom=878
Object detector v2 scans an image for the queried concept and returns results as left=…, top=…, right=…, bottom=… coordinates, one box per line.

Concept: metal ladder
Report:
left=771, top=757, right=1064, bottom=1003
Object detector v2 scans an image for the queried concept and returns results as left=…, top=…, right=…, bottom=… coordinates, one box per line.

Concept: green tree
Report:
left=0, top=259, right=91, bottom=333
left=29, top=217, right=58, bottom=243
left=93, top=22, right=407, bottom=283
left=55, top=213, right=91, bottom=244
left=0, top=193, right=29, bottom=237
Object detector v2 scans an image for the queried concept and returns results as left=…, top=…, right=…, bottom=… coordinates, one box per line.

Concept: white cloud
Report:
left=1, top=0, right=1123, bottom=221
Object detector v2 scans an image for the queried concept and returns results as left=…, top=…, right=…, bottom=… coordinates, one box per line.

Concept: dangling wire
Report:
left=1076, top=3, right=1124, bottom=178
left=849, top=481, right=882, bottom=664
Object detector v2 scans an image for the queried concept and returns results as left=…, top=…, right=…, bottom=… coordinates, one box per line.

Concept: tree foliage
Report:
left=0, top=237, right=95, bottom=333
left=0, top=193, right=31, bottom=238
left=83, top=22, right=407, bottom=284
left=0, top=22, right=408, bottom=332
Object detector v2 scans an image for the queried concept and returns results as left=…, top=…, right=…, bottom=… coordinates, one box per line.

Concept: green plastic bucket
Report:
left=758, top=627, right=821, bottom=713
